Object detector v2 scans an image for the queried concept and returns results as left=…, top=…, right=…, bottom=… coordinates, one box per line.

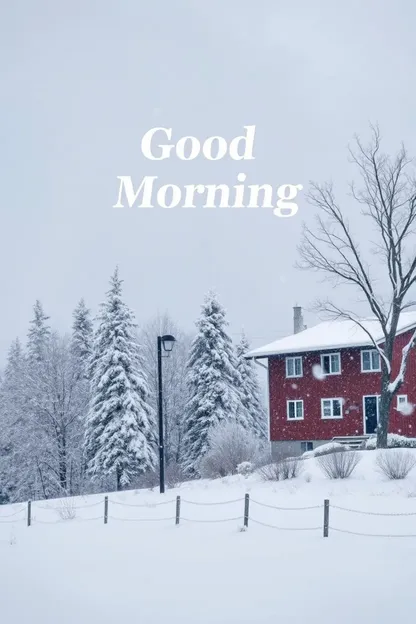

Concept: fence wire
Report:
left=108, top=516, right=176, bottom=522
left=181, top=516, right=242, bottom=523
left=33, top=516, right=103, bottom=524
left=331, top=504, right=416, bottom=517
left=181, top=498, right=243, bottom=506
left=109, top=499, right=175, bottom=508
left=250, top=499, right=322, bottom=511
left=250, top=518, right=321, bottom=531
left=329, top=526, right=416, bottom=538
left=33, top=499, right=104, bottom=511
left=0, top=507, right=25, bottom=518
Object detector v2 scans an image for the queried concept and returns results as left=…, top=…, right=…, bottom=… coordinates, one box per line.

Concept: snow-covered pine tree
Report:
left=71, top=298, right=93, bottom=371
left=27, top=300, right=50, bottom=362
left=182, top=291, right=242, bottom=476
left=235, top=331, right=268, bottom=439
left=71, top=299, right=93, bottom=488
left=84, top=268, right=156, bottom=490
left=0, top=338, right=27, bottom=502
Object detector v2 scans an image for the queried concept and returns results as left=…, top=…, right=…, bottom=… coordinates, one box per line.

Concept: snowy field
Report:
left=2, top=450, right=416, bottom=624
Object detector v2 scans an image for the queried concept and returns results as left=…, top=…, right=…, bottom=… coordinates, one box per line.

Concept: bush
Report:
left=366, top=434, right=416, bottom=450
left=258, top=457, right=303, bottom=481
left=165, top=462, right=187, bottom=489
left=56, top=497, right=77, bottom=521
left=199, top=422, right=267, bottom=479
left=317, top=450, right=361, bottom=479
left=237, top=461, right=254, bottom=477
left=376, top=450, right=416, bottom=480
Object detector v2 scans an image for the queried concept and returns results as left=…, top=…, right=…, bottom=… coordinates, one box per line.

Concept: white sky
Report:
left=1, top=0, right=416, bottom=362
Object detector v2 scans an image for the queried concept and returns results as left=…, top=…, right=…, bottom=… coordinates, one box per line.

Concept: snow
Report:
left=2, top=451, right=416, bottom=623
left=302, top=442, right=348, bottom=458
left=365, top=433, right=416, bottom=449
left=246, top=311, right=416, bottom=358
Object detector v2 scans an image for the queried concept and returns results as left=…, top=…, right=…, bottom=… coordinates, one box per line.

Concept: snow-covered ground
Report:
left=2, top=450, right=416, bottom=624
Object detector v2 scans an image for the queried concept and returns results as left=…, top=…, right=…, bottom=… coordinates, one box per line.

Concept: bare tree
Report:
left=26, top=333, right=88, bottom=497
left=299, top=126, right=416, bottom=448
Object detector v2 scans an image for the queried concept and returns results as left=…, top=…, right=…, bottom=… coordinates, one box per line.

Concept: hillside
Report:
left=2, top=449, right=416, bottom=624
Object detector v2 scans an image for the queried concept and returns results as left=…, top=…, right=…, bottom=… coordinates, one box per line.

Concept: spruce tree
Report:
left=84, top=269, right=156, bottom=490
left=235, top=332, right=268, bottom=439
left=71, top=298, right=93, bottom=373
left=0, top=339, right=27, bottom=502
left=27, top=300, right=50, bottom=362
left=182, top=291, right=241, bottom=476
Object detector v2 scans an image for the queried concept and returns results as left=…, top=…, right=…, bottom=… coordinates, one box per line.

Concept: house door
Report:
left=364, top=396, right=379, bottom=434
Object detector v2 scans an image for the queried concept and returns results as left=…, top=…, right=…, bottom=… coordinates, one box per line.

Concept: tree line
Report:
left=0, top=268, right=267, bottom=503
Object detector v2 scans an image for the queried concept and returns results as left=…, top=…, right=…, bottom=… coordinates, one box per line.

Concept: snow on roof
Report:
left=247, top=311, right=416, bottom=358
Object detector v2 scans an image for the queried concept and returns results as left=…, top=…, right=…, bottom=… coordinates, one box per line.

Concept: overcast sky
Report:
left=1, top=0, right=416, bottom=363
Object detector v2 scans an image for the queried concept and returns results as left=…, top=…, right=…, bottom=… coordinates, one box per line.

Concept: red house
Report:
left=247, top=307, right=416, bottom=457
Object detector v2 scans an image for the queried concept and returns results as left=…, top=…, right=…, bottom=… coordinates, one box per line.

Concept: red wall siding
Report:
left=269, top=330, right=416, bottom=441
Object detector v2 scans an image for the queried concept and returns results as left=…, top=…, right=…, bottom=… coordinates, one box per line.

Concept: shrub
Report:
left=199, top=422, right=267, bottom=479
left=376, top=450, right=416, bottom=480
left=165, top=462, right=187, bottom=489
left=56, top=497, right=77, bottom=521
left=258, top=457, right=303, bottom=481
left=366, top=434, right=416, bottom=450
left=317, top=450, right=361, bottom=479
left=237, top=461, right=254, bottom=477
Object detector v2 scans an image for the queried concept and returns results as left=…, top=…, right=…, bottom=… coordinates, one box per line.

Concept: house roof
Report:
left=246, top=311, right=416, bottom=358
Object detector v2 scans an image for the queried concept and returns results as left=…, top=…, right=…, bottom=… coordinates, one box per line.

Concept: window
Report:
left=287, top=400, right=304, bottom=420
left=321, top=353, right=341, bottom=375
left=397, top=395, right=408, bottom=410
left=321, top=398, right=343, bottom=419
left=286, top=356, right=303, bottom=378
left=361, top=349, right=381, bottom=372
left=301, top=441, right=313, bottom=452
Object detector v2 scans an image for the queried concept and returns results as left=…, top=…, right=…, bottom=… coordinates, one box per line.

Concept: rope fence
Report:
left=1, top=495, right=416, bottom=537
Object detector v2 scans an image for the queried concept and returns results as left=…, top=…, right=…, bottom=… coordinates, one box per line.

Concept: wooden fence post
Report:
left=244, top=493, right=250, bottom=528
left=104, top=496, right=108, bottom=525
left=27, top=500, right=32, bottom=527
left=175, top=496, right=181, bottom=525
left=323, top=499, right=329, bottom=537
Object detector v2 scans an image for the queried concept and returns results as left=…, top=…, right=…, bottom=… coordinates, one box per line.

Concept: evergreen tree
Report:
left=182, top=291, right=241, bottom=476
left=84, top=269, right=156, bottom=490
left=71, top=299, right=93, bottom=486
left=0, top=339, right=25, bottom=501
left=71, top=298, right=93, bottom=373
left=27, top=300, right=50, bottom=362
left=235, top=332, right=268, bottom=439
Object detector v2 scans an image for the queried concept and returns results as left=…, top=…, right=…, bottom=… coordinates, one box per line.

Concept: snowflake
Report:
left=398, top=402, right=414, bottom=416
left=312, top=364, right=326, bottom=381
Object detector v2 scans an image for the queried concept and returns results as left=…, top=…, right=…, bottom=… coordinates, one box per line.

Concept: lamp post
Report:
left=157, top=334, right=176, bottom=494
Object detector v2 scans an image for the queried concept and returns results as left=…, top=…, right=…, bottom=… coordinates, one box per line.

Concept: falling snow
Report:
left=397, top=401, right=415, bottom=416
left=312, top=364, right=326, bottom=381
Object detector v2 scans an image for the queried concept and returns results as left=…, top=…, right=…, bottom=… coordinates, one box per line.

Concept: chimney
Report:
left=293, top=305, right=304, bottom=334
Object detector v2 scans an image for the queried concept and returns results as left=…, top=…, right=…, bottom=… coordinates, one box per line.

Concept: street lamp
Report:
left=157, top=334, right=176, bottom=493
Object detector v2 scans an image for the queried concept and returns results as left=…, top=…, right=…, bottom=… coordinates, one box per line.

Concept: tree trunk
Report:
left=377, top=370, right=393, bottom=448
left=58, top=432, right=67, bottom=493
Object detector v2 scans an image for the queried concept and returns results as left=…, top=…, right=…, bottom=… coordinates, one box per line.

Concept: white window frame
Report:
left=301, top=441, right=313, bottom=452
left=397, top=394, right=408, bottom=409
left=285, top=356, right=303, bottom=378
left=361, top=349, right=381, bottom=373
left=320, top=352, right=341, bottom=376
left=321, top=398, right=343, bottom=420
left=287, top=399, right=304, bottom=421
